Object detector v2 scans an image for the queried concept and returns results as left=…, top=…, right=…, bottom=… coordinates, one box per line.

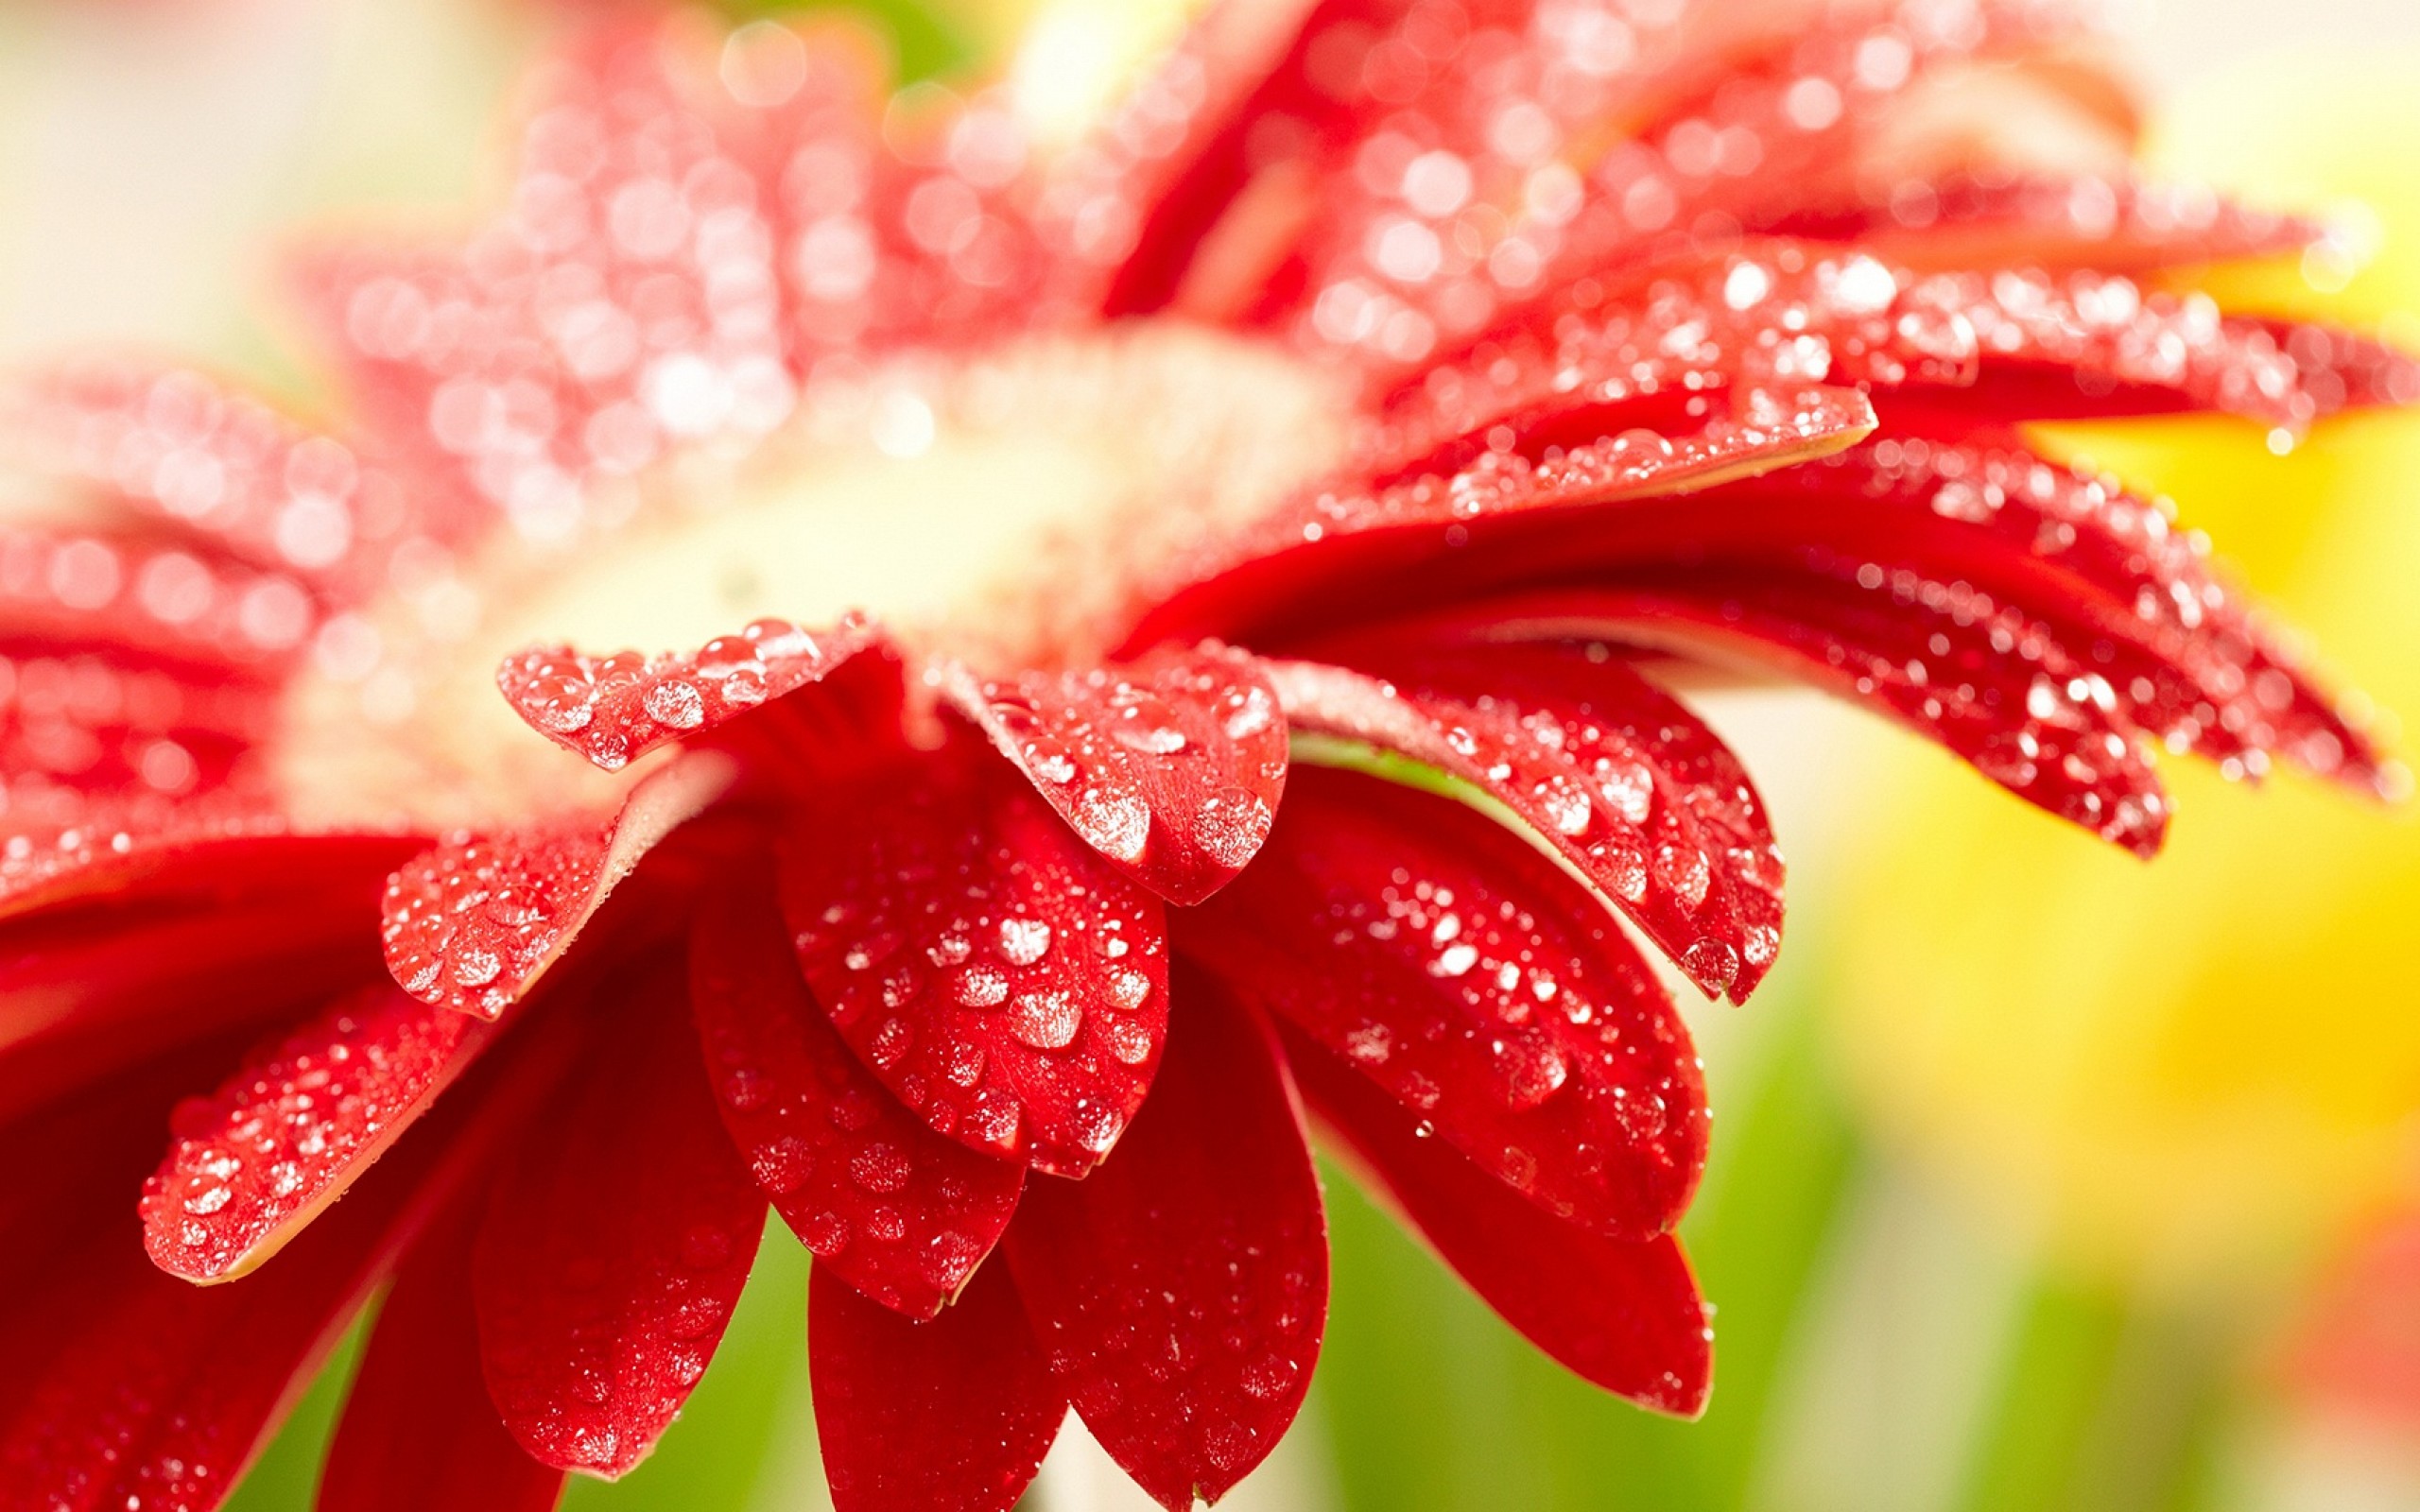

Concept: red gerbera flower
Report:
left=0, top=3, right=2405, bottom=1509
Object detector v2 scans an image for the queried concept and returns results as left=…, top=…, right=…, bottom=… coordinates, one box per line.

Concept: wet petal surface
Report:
left=382, top=752, right=732, bottom=1019
left=777, top=741, right=1170, bottom=1177
left=1179, top=765, right=1707, bottom=1242
left=1264, top=643, right=1782, bottom=1000
left=809, top=1258, right=1064, bottom=1512
left=940, top=644, right=1288, bottom=904
left=140, top=986, right=490, bottom=1281
left=499, top=614, right=881, bottom=772
left=1290, top=1024, right=1710, bottom=1415
left=320, top=1192, right=565, bottom=1512
left=690, top=871, right=1025, bottom=1319
left=474, top=960, right=766, bottom=1480
left=1007, top=973, right=1325, bottom=1510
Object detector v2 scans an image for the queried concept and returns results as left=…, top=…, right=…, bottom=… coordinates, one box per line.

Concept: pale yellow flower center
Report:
left=275, top=323, right=1355, bottom=829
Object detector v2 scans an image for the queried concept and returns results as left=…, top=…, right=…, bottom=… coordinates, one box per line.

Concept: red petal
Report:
left=1005, top=971, right=1326, bottom=1509
left=319, top=1194, right=565, bottom=1512
left=1489, top=566, right=2172, bottom=854
left=1288, top=1026, right=1711, bottom=1415
left=140, top=987, right=492, bottom=1282
left=0, top=862, right=393, bottom=1125
left=2259, top=318, right=2420, bottom=414
left=1381, top=246, right=1978, bottom=460
left=808, top=1258, right=1064, bottom=1512
left=0, top=1046, right=262, bottom=1434
left=0, top=821, right=409, bottom=926
left=939, top=644, right=1288, bottom=904
left=497, top=615, right=883, bottom=773
left=474, top=957, right=766, bottom=1479
left=1755, top=173, right=2323, bottom=274
left=1194, top=427, right=2377, bottom=799
left=1692, top=437, right=2386, bottom=790
left=1914, top=269, right=2331, bottom=429
left=382, top=751, right=733, bottom=1019
left=1131, top=382, right=1876, bottom=651
left=3, top=360, right=469, bottom=601
left=690, top=870, right=1025, bottom=1319
left=776, top=741, right=1171, bottom=1177
left=1559, top=10, right=2122, bottom=299
left=301, top=22, right=1050, bottom=525
left=1263, top=645, right=1782, bottom=999
left=0, top=520, right=322, bottom=673
left=1176, top=765, right=1707, bottom=1242
left=0, top=1091, right=465, bottom=1512
left=0, top=644, right=276, bottom=806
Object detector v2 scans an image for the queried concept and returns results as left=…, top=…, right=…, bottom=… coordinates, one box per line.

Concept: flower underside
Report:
left=0, top=3, right=2409, bottom=1511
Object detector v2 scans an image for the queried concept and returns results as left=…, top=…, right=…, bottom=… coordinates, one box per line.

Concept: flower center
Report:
left=275, top=323, right=1354, bottom=828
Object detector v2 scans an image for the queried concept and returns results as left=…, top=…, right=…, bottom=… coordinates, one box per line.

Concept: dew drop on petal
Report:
left=1193, top=786, right=1275, bottom=868
left=849, top=1142, right=911, bottom=1194
left=1007, top=991, right=1082, bottom=1050
left=996, top=917, right=1052, bottom=966
left=952, top=965, right=1010, bottom=1007
left=1072, top=789, right=1150, bottom=862
left=643, top=679, right=705, bottom=730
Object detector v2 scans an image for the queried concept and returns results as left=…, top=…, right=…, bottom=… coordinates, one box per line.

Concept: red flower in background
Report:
left=0, top=2, right=2406, bottom=1509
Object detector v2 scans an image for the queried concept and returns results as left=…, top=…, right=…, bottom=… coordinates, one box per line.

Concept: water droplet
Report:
left=1193, top=786, right=1274, bottom=868
left=1428, top=942, right=1479, bottom=978
left=996, top=917, right=1052, bottom=966
left=1538, top=777, right=1592, bottom=835
left=453, top=949, right=502, bottom=988
left=849, top=1142, right=911, bottom=1194
left=799, top=1211, right=851, bottom=1256
left=1653, top=844, right=1712, bottom=911
left=1500, top=1040, right=1568, bottom=1109
left=1072, top=789, right=1150, bottom=862
left=1105, top=1016, right=1155, bottom=1065
left=751, top=1136, right=811, bottom=1193
left=1345, top=1023, right=1394, bottom=1064
left=952, top=965, right=1009, bottom=1007
left=923, top=1230, right=984, bottom=1289
left=942, top=1037, right=987, bottom=1088
left=644, top=679, right=705, bottom=730
left=869, top=1017, right=914, bottom=1067
left=1021, top=736, right=1079, bottom=784
left=1008, top=991, right=1081, bottom=1050
left=1683, top=939, right=1741, bottom=994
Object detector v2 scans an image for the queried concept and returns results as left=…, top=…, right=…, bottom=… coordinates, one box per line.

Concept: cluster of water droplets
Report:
left=1267, top=377, right=1869, bottom=568
left=478, top=1154, right=759, bottom=1479
left=1004, top=984, right=1327, bottom=1505
left=692, top=895, right=1026, bottom=1316
left=382, top=826, right=608, bottom=1018
left=1373, top=244, right=1963, bottom=473
left=1945, top=266, right=2327, bottom=432
left=0, top=648, right=264, bottom=804
left=1033, top=1218, right=1322, bottom=1494
left=139, top=990, right=475, bottom=1280
left=501, top=613, right=871, bottom=770
left=13, top=362, right=433, bottom=603
left=1267, top=657, right=1776, bottom=1001
left=1301, top=846, right=1703, bottom=1233
left=945, top=649, right=1287, bottom=902
left=313, top=16, right=1071, bottom=573
left=783, top=777, right=1169, bottom=1176
left=1250, top=0, right=2045, bottom=372
left=1831, top=434, right=2369, bottom=790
